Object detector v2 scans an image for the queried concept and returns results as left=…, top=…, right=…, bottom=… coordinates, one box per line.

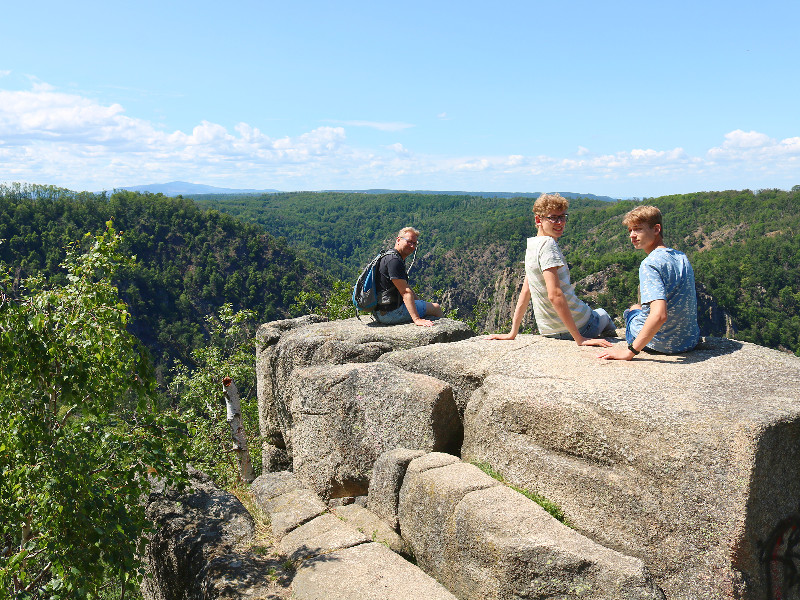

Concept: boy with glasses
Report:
left=375, top=226, right=443, bottom=327
left=598, top=205, right=699, bottom=359
left=489, top=193, right=615, bottom=345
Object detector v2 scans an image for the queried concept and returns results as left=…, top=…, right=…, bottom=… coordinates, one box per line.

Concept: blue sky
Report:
left=1, top=0, right=798, bottom=198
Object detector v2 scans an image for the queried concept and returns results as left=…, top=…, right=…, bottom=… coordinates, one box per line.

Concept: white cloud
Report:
left=1, top=80, right=798, bottom=195
left=706, top=130, right=800, bottom=177
left=455, top=158, right=491, bottom=172
left=387, top=142, right=410, bottom=156
left=0, top=84, right=361, bottom=189
left=718, top=129, right=771, bottom=149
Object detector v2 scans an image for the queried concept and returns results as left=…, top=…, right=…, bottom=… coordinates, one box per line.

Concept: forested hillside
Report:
left=4, top=184, right=798, bottom=358
left=0, top=184, right=328, bottom=374
left=196, top=188, right=800, bottom=355
left=192, top=191, right=609, bottom=277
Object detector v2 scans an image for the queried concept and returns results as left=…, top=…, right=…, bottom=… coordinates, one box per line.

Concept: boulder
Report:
left=279, top=512, right=370, bottom=563
left=367, top=447, right=425, bottom=529
left=252, top=312, right=800, bottom=599
left=332, top=504, right=412, bottom=558
left=256, top=315, right=474, bottom=469
left=291, top=541, right=458, bottom=600
left=398, top=454, right=664, bottom=599
left=250, top=471, right=327, bottom=538
left=288, top=362, right=461, bottom=499
left=141, top=470, right=267, bottom=600
left=379, top=334, right=532, bottom=415
left=385, top=334, right=800, bottom=600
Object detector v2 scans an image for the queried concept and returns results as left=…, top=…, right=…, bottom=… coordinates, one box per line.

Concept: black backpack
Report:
left=352, top=250, right=396, bottom=319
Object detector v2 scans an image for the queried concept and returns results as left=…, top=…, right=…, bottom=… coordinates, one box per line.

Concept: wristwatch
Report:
left=627, top=343, right=640, bottom=356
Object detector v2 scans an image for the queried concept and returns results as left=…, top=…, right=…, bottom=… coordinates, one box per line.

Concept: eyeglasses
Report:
left=542, top=214, right=568, bottom=223
left=400, top=236, right=418, bottom=247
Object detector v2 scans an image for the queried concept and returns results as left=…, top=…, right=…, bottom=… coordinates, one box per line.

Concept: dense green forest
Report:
left=0, top=184, right=328, bottom=375
left=3, top=184, right=799, bottom=359
left=192, top=191, right=608, bottom=278
left=195, top=187, right=800, bottom=355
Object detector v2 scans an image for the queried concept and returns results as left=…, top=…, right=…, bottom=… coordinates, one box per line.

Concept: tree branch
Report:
left=23, top=561, right=52, bottom=593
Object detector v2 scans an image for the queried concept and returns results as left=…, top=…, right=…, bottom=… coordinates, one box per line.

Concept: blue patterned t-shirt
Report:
left=629, top=247, right=700, bottom=353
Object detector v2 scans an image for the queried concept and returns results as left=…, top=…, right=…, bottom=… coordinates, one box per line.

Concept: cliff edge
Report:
left=256, top=316, right=800, bottom=600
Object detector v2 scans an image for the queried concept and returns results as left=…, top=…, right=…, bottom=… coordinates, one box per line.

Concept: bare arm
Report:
left=598, top=299, right=667, bottom=360
left=487, top=275, right=532, bottom=340
left=392, top=278, right=433, bottom=327
left=543, top=267, right=612, bottom=347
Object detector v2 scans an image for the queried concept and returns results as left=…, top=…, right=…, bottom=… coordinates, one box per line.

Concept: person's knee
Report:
left=427, top=302, right=443, bottom=317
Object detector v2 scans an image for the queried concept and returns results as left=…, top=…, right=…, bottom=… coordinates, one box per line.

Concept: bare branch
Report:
left=57, top=404, right=79, bottom=429
left=23, top=561, right=53, bottom=593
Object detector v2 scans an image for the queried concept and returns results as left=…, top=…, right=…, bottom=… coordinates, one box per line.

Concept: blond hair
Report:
left=533, top=193, right=569, bottom=216
left=397, top=226, right=420, bottom=238
left=622, top=205, right=663, bottom=234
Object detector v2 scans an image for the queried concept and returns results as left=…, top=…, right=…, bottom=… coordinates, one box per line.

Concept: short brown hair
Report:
left=622, top=205, right=662, bottom=232
left=533, top=193, right=569, bottom=216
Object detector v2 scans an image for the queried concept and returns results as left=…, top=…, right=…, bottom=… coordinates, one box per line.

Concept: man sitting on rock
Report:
left=374, top=226, right=443, bottom=327
left=598, top=205, right=700, bottom=360
left=488, top=193, right=615, bottom=346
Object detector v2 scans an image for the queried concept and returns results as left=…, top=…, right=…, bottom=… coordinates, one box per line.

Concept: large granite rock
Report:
left=256, top=315, right=474, bottom=470
left=384, top=334, right=800, bottom=600
left=379, top=329, right=508, bottom=415
left=249, top=468, right=459, bottom=600
left=250, top=471, right=327, bottom=538
left=288, top=362, right=460, bottom=499
left=142, top=469, right=282, bottom=600
left=291, top=541, right=459, bottom=600
left=332, top=503, right=412, bottom=558
left=398, top=453, right=664, bottom=600
left=279, top=512, right=370, bottom=563
left=367, top=447, right=425, bottom=529
left=255, top=313, right=800, bottom=599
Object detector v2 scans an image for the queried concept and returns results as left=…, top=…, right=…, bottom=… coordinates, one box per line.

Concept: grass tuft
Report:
left=472, top=462, right=570, bottom=526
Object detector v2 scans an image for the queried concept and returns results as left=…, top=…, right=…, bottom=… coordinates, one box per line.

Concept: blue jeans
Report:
left=546, top=308, right=614, bottom=340
left=624, top=308, right=642, bottom=344
left=374, top=300, right=428, bottom=325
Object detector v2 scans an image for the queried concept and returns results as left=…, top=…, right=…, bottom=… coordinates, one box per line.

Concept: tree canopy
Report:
left=0, top=223, right=187, bottom=599
left=0, top=184, right=329, bottom=373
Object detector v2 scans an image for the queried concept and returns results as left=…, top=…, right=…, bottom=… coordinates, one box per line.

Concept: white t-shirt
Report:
left=524, top=235, right=592, bottom=335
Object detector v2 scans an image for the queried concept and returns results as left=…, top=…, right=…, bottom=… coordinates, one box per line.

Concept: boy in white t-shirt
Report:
left=488, top=193, right=614, bottom=346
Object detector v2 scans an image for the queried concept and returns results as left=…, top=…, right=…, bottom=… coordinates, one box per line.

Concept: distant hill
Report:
left=322, top=190, right=620, bottom=202
left=118, top=181, right=280, bottom=196
left=119, top=182, right=618, bottom=203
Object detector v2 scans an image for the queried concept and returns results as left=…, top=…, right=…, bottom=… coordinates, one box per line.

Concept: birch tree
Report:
left=0, top=223, right=187, bottom=600
left=171, top=303, right=261, bottom=488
